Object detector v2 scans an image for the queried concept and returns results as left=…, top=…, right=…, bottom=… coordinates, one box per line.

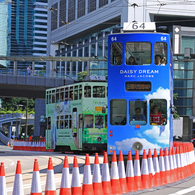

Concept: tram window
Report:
left=150, top=99, right=167, bottom=125
left=105, top=115, right=107, bottom=128
left=110, top=42, right=123, bottom=65
left=110, top=99, right=127, bottom=125
left=52, top=94, right=55, bottom=103
left=129, top=100, right=147, bottom=126
left=154, top=42, right=167, bottom=66
left=65, top=91, right=68, bottom=101
left=74, top=89, right=78, bottom=100
left=79, top=89, right=82, bottom=99
left=70, top=87, right=73, bottom=101
left=57, top=116, right=59, bottom=129
left=84, top=115, right=93, bottom=128
left=79, top=114, right=83, bottom=128
left=69, top=115, right=72, bottom=128
left=93, top=86, right=105, bottom=98
left=60, top=89, right=64, bottom=102
left=47, top=117, right=51, bottom=129
left=46, top=95, right=49, bottom=104
left=84, top=86, right=91, bottom=98
left=56, top=89, right=59, bottom=103
left=60, top=116, right=64, bottom=129
left=125, top=42, right=151, bottom=65
left=95, top=115, right=103, bottom=128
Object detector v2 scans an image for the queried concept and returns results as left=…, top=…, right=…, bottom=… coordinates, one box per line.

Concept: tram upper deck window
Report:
left=110, top=99, right=127, bottom=125
left=110, top=42, right=123, bottom=65
left=93, top=86, right=105, bottom=98
left=125, top=42, right=151, bottom=65
left=84, top=86, right=91, bottom=98
left=154, top=42, right=167, bottom=66
left=129, top=100, right=147, bottom=126
left=150, top=99, right=167, bottom=126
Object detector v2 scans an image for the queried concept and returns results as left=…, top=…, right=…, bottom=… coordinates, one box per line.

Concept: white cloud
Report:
left=115, top=137, right=161, bottom=153
left=143, top=121, right=170, bottom=144
left=145, top=87, right=170, bottom=101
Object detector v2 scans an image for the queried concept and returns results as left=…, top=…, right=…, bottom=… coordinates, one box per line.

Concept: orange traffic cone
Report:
left=118, top=151, right=128, bottom=193
left=92, top=153, right=104, bottom=195
left=164, top=147, right=171, bottom=183
left=141, top=150, right=151, bottom=189
left=0, top=162, right=7, bottom=195
left=175, top=146, right=182, bottom=180
left=126, top=151, right=137, bottom=192
left=102, top=152, right=113, bottom=195
left=82, top=154, right=94, bottom=195
left=110, top=151, right=122, bottom=195
left=71, top=156, right=82, bottom=195
left=13, top=161, right=24, bottom=195
left=179, top=146, right=185, bottom=179
left=7, top=141, right=9, bottom=147
left=134, top=150, right=143, bottom=190
left=168, top=147, right=176, bottom=183
left=45, top=158, right=56, bottom=195
left=153, top=149, right=162, bottom=186
left=30, top=159, right=42, bottom=195
left=60, top=156, right=71, bottom=195
left=159, top=148, right=167, bottom=185
left=172, top=147, right=179, bottom=181
left=147, top=149, right=156, bottom=187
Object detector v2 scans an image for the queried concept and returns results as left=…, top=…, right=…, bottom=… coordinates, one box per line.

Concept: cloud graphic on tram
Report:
left=145, top=87, right=170, bottom=100
left=143, top=122, right=170, bottom=144
left=115, top=137, right=161, bottom=152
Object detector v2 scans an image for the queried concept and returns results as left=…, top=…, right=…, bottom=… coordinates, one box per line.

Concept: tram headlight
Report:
left=97, top=137, right=102, bottom=142
left=132, top=142, right=143, bottom=152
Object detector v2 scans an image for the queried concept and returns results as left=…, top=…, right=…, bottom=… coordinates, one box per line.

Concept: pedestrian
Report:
left=27, top=65, right=31, bottom=75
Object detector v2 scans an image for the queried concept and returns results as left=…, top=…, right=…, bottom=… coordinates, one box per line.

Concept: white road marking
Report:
left=10, top=162, right=14, bottom=166
left=169, top=186, right=195, bottom=195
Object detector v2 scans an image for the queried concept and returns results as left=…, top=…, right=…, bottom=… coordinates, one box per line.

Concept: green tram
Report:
left=45, top=82, right=107, bottom=152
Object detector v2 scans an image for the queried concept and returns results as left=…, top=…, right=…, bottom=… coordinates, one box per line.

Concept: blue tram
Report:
left=107, top=23, right=174, bottom=155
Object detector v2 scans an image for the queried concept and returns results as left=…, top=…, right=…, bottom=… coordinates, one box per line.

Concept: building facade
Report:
left=5, top=0, right=48, bottom=70
left=47, top=0, right=195, bottom=117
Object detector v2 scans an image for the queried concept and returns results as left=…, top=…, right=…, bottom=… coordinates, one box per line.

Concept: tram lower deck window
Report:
left=150, top=99, right=167, bottom=125
left=129, top=100, right=147, bottom=126
left=110, top=99, right=127, bottom=125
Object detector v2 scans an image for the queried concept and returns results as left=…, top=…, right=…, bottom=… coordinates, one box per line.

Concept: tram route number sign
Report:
left=125, top=82, right=151, bottom=91
left=123, top=22, right=156, bottom=32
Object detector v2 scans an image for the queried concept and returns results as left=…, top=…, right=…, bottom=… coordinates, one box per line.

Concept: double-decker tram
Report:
left=107, top=22, right=174, bottom=156
left=45, top=82, right=107, bottom=152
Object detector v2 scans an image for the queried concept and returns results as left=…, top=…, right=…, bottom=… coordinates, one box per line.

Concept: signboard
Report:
left=123, top=22, right=156, bottom=32
left=90, top=75, right=106, bottom=81
left=95, top=107, right=103, bottom=111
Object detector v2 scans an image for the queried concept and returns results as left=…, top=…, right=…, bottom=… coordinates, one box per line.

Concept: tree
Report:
left=77, top=71, right=87, bottom=81
left=1, top=98, right=35, bottom=114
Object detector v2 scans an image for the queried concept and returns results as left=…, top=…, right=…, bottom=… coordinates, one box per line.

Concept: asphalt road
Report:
left=1, top=145, right=195, bottom=195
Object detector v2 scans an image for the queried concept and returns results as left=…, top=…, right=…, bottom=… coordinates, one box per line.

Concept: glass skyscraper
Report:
left=0, top=0, right=11, bottom=67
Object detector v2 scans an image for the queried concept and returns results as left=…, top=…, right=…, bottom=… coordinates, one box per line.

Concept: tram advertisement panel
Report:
left=108, top=32, right=173, bottom=155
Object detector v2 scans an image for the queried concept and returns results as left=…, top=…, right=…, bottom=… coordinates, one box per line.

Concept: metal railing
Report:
left=0, top=113, right=34, bottom=120
left=0, top=131, right=13, bottom=146
left=0, top=68, right=78, bottom=79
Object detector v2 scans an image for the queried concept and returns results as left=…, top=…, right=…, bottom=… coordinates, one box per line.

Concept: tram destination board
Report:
left=125, top=82, right=151, bottom=91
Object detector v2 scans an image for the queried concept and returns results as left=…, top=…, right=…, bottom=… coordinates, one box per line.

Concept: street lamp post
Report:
left=16, top=104, right=23, bottom=138
left=26, top=99, right=28, bottom=139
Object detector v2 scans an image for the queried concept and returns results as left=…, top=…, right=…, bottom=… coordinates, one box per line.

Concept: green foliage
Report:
left=77, top=71, right=87, bottom=81
left=1, top=98, right=35, bottom=114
